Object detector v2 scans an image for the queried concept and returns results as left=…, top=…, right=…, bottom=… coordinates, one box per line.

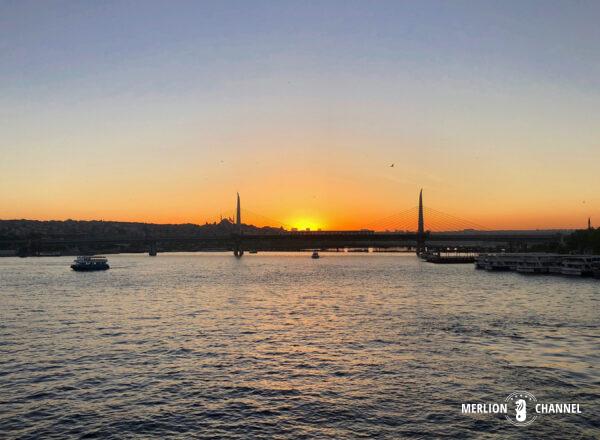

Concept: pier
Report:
left=420, top=251, right=476, bottom=264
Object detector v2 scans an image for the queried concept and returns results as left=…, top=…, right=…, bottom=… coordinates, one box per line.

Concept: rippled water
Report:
left=1, top=253, right=599, bottom=439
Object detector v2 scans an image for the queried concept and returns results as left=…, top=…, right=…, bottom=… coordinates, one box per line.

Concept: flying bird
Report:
left=390, top=163, right=394, bottom=167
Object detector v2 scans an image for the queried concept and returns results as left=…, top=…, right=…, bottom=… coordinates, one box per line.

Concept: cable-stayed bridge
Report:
left=226, top=190, right=563, bottom=256
left=3, top=190, right=565, bottom=257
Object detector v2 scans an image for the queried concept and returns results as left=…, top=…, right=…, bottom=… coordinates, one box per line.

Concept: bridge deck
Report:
left=1, top=231, right=563, bottom=255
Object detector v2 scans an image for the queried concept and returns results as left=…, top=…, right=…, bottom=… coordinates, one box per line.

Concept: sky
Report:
left=1, top=0, right=599, bottom=230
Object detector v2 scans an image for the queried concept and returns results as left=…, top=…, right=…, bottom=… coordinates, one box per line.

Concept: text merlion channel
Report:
left=461, top=402, right=582, bottom=415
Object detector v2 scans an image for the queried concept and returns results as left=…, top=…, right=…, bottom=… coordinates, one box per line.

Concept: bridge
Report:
left=2, top=190, right=565, bottom=257
left=228, top=191, right=563, bottom=255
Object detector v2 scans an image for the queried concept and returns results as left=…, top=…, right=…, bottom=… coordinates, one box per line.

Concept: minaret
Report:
left=233, top=193, right=244, bottom=257
left=588, top=217, right=592, bottom=230
left=236, top=193, right=241, bottom=233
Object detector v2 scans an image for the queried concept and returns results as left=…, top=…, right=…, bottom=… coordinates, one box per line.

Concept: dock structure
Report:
left=420, top=250, right=476, bottom=264
left=474, top=253, right=600, bottom=278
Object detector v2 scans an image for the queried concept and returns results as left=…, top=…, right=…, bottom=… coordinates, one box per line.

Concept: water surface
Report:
left=1, top=253, right=598, bottom=438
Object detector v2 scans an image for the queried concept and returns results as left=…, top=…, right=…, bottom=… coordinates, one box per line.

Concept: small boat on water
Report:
left=71, top=255, right=110, bottom=271
left=311, top=250, right=320, bottom=259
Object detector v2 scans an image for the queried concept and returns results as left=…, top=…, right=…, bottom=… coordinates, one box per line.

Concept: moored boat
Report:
left=71, top=255, right=110, bottom=271
left=311, top=250, right=320, bottom=259
left=560, top=256, right=600, bottom=277
left=473, top=253, right=600, bottom=278
left=516, top=254, right=562, bottom=275
left=474, top=254, right=488, bottom=269
left=424, top=252, right=475, bottom=264
left=485, top=254, right=517, bottom=271
left=549, top=264, right=564, bottom=275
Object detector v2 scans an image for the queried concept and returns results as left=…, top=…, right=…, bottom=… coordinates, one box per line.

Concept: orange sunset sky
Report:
left=1, top=2, right=599, bottom=231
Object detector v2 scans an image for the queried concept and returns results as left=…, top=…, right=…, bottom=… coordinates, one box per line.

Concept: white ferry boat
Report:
left=516, top=254, right=562, bottom=274
left=560, top=256, right=600, bottom=277
left=484, top=254, right=520, bottom=271
left=71, top=255, right=110, bottom=271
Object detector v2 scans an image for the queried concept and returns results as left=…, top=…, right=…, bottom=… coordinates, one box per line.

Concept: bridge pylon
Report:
left=416, top=189, right=425, bottom=256
left=236, top=193, right=241, bottom=233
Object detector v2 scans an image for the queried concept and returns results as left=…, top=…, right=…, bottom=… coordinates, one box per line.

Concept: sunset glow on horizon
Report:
left=2, top=1, right=599, bottom=230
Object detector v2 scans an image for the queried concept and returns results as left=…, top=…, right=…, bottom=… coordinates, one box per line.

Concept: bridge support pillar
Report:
left=416, top=236, right=426, bottom=256
left=416, top=189, right=425, bottom=256
left=18, top=244, right=30, bottom=258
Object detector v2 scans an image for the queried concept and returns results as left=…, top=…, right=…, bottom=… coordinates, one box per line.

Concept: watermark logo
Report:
left=505, top=391, right=537, bottom=426
left=461, top=391, right=581, bottom=427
